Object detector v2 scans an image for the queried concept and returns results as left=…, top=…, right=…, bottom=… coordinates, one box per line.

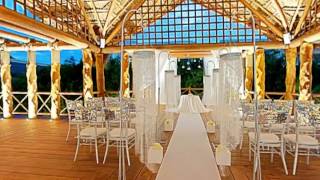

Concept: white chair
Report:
left=65, top=100, right=83, bottom=142
left=103, top=104, right=136, bottom=166
left=248, top=125, right=288, bottom=175
left=74, top=108, right=107, bottom=164
left=284, top=125, right=319, bottom=175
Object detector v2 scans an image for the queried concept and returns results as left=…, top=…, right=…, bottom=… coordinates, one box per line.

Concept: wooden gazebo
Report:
left=0, top=0, right=319, bottom=119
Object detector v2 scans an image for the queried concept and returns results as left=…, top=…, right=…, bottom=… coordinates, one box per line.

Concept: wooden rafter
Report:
left=289, top=0, right=304, bottom=31
left=77, top=0, right=99, bottom=43
left=250, top=0, right=282, bottom=26
left=0, top=29, right=30, bottom=43
left=89, top=0, right=103, bottom=29
left=272, top=0, right=289, bottom=31
left=0, top=6, right=100, bottom=51
left=293, top=0, right=314, bottom=37
left=0, top=21, right=55, bottom=42
left=102, top=0, right=119, bottom=36
left=102, top=41, right=285, bottom=53
left=104, top=0, right=146, bottom=44
left=238, top=0, right=283, bottom=38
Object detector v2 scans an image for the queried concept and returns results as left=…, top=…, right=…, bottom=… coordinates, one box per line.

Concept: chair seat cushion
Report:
left=80, top=127, right=107, bottom=137
left=249, top=132, right=280, bottom=144
left=109, top=128, right=136, bottom=138
left=284, top=134, right=319, bottom=146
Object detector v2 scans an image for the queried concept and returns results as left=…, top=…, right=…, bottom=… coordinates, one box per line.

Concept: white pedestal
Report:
left=215, top=145, right=231, bottom=166
left=206, top=120, right=215, bottom=133
left=164, top=118, right=174, bottom=131
left=148, top=143, right=163, bottom=164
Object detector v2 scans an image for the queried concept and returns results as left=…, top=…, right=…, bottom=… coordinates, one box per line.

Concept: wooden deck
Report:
left=0, top=117, right=320, bottom=180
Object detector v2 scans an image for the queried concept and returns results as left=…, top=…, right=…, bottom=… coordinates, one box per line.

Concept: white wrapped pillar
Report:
left=27, top=51, right=38, bottom=119
left=165, top=71, right=181, bottom=109
left=51, top=50, right=61, bottom=119
left=155, top=51, right=170, bottom=104
left=132, top=51, right=157, bottom=165
left=217, top=53, right=243, bottom=149
left=0, top=51, right=13, bottom=118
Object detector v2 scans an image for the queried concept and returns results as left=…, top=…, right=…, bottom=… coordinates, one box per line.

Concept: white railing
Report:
left=0, top=91, right=89, bottom=117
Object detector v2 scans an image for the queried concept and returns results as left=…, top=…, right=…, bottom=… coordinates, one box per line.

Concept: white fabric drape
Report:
left=211, top=69, right=220, bottom=106
left=202, top=75, right=212, bottom=106
left=216, top=53, right=243, bottom=150
left=165, top=71, right=181, bottom=110
left=155, top=51, right=170, bottom=104
left=132, top=51, right=157, bottom=163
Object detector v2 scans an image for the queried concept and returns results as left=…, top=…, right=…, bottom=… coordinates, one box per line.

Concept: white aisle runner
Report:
left=156, top=113, right=221, bottom=180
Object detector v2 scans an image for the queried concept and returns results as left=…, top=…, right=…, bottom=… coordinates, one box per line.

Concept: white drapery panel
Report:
left=212, top=69, right=220, bottom=106
left=202, top=75, right=212, bottom=106
left=217, top=53, right=243, bottom=150
left=165, top=70, right=181, bottom=110
left=203, top=56, right=218, bottom=76
left=132, top=51, right=157, bottom=163
left=155, top=51, right=170, bottom=104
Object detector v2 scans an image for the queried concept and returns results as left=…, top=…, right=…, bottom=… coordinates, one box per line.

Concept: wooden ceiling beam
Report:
left=238, top=0, right=283, bottom=38
left=104, top=0, right=145, bottom=44
left=272, top=0, right=289, bottom=31
left=290, top=25, right=320, bottom=47
left=289, top=0, right=304, bottom=31
left=0, top=6, right=98, bottom=50
left=101, top=41, right=285, bottom=54
left=102, top=0, right=118, bottom=36
left=0, top=21, right=56, bottom=42
left=293, top=0, right=314, bottom=37
left=89, top=0, right=103, bottom=30
left=76, top=0, right=99, bottom=43
left=0, top=29, right=30, bottom=43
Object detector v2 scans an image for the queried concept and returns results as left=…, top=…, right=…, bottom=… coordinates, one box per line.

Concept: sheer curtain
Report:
left=155, top=51, right=170, bottom=104
left=165, top=71, right=180, bottom=110
left=132, top=51, right=157, bottom=163
left=217, top=53, right=243, bottom=150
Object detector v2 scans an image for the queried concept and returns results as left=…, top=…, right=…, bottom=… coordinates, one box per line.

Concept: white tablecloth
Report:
left=177, top=94, right=210, bottom=113
left=156, top=113, right=221, bottom=180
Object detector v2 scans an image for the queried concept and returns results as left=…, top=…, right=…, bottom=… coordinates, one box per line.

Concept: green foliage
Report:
left=105, top=55, right=120, bottom=91
left=177, top=59, right=203, bottom=88
left=312, top=53, right=320, bottom=93
left=265, top=50, right=286, bottom=92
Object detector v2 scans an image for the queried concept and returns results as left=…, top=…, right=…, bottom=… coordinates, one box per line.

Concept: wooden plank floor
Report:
left=0, top=118, right=155, bottom=180
left=201, top=113, right=320, bottom=180
left=1, top=117, right=320, bottom=180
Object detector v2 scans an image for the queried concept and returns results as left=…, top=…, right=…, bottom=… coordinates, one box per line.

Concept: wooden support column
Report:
left=245, top=51, right=253, bottom=101
left=0, top=51, right=13, bottom=118
left=256, top=49, right=265, bottom=100
left=121, top=53, right=130, bottom=98
left=95, top=53, right=105, bottom=97
left=299, top=42, right=313, bottom=100
left=82, top=49, right=93, bottom=102
left=285, top=48, right=297, bottom=100
left=26, top=51, right=37, bottom=118
left=51, top=50, right=61, bottom=119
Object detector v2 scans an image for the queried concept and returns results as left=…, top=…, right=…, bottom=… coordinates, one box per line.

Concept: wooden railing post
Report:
left=256, top=48, right=265, bottom=100
left=95, top=53, right=105, bottom=97
left=284, top=48, right=297, bottom=100
left=51, top=49, right=61, bottom=119
left=27, top=50, right=38, bottom=118
left=82, top=49, right=93, bottom=102
left=299, top=42, right=313, bottom=101
left=0, top=51, right=13, bottom=118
